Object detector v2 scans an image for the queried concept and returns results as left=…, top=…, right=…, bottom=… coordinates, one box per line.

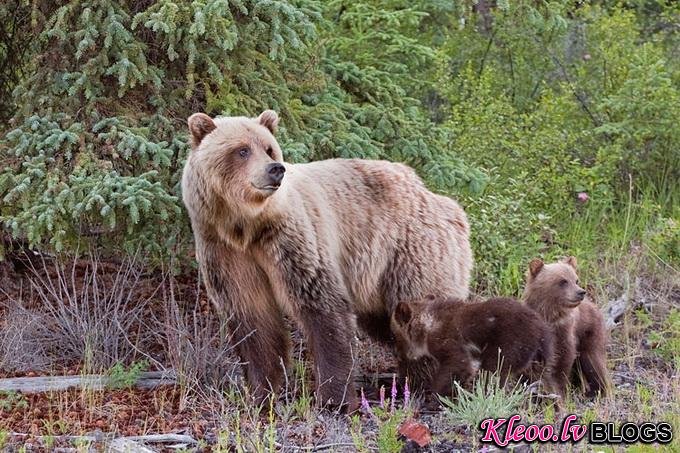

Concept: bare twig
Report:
left=120, top=434, right=198, bottom=444
left=275, top=441, right=372, bottom=452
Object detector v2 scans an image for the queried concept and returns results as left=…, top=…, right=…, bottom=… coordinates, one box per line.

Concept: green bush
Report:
left=1, top=0, right=678, bottom=285
left=434, top=1, right=680, bottom=290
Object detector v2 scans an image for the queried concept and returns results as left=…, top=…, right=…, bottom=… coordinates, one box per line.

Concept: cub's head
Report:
left=524, top=257, right=587, bottom=320
left=391, top=296, right=448, bottom=361
left=187, top=110, right=286, bottom=208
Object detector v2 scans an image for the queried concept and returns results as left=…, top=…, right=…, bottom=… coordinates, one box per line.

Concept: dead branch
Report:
left=0, top=370, right=176, bottom=393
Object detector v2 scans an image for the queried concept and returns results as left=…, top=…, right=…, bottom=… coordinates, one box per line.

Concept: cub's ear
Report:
left=188, top=113, right=216, bottom=149
left=562, top=256, right=578, bottom=269
left=258, top=110, right=280, bottom=134
left=528, top=258, right=544, bottom=280
left=394, top=302, right=412, bottom=326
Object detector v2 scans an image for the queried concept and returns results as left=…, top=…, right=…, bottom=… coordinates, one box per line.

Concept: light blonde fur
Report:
left=181, top=111, right=473, bottom=408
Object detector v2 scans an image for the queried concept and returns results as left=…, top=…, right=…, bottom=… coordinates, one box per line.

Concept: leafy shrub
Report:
left=647, top=308, right=680, bottom=370
left=433, top=1, right=680, bottom=289
left=646, top=217, right=680, bottom=264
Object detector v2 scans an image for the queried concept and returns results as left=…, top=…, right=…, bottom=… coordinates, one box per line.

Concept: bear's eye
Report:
left=559, top=279, right=568, bottom=287
left=238, top=148, right=250, bottom=158
left=266, top=146, right=273, bottom=157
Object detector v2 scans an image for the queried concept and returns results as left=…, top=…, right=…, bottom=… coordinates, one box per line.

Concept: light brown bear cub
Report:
left=523, top=257, right=609, bottom=398
left=391, top=296, right=554, bottom=398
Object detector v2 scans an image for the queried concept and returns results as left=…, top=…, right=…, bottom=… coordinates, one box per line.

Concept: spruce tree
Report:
left=0, top=0, right=485, bottom=259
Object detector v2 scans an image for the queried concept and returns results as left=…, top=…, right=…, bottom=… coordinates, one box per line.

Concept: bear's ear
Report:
left=562, top=256, right=578, bottom=269
left=528, top=258, right=544, bottom=279
left=394, top=302, right=412, bottom=326
left=188, top=113, right=217, bottom=148
left=258, top=110, right=280, bottom=134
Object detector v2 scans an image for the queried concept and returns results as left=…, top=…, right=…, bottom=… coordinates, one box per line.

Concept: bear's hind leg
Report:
left=300, top=309, right=358, bottom=410
left=228, top=304, right=290, bottom=403
left=577, top=346, right=608, bottom=398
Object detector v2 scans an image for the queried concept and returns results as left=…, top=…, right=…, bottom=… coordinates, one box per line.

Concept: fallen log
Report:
left=122, top=434, right=198, bottom=445
left=0, top=370, right=176, bottom=393
left=10, top=432, right=197, bottom=447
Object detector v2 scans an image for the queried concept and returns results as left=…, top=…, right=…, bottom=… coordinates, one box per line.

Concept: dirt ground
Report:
left=0, top=250, right=678, bottom=452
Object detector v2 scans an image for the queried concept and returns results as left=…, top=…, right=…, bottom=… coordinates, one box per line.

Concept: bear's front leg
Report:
left=199, top=241, right=290, bottom=402
left=260, top=224, right=359, bottom=411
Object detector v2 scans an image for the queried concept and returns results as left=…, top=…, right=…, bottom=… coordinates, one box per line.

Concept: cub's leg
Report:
left=551, top=338, right=577, bottom=398
left=431, top=344, right=476, bottom=397
left=572, top=304, right=609, bottom=397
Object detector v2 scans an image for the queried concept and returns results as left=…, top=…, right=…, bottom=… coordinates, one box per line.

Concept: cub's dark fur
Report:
left=391, top=296, right=554, bottom=397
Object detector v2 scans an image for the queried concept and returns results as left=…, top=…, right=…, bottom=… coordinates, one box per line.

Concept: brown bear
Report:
left=181, top=110, right=472, bottom=409
left=523, top=257, right=609, bottom=398
left=390, top=296, right=555, bottom=398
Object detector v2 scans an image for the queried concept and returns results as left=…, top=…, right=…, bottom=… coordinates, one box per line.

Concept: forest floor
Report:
left=0, top=249, right=678, bottom=452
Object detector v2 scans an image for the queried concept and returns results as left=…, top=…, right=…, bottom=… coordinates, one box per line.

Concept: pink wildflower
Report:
left=577, top=192, right=589, bottom=202
left=379, top=385, right=385, bottom=409
left=360, top=387, right=371, bottom=415
left=390, top=374, right=397, bottom=413
left=404, top=377, right=411, bottom=407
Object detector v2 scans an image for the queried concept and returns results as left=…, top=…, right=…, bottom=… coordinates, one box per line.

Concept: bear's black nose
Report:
left=267, top=162, right=285, bottom=184
left=577, top=289, right=586, bottom=300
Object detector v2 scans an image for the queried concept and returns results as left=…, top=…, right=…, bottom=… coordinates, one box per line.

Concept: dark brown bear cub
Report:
left=391, top=296, right=554, bottom=397
left=523, top=257, right=609, bottom=398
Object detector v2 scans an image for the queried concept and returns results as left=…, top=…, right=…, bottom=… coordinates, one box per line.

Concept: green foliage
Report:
left=370, top=406, right=407, bottom=453
left=290, top=360, right=313, bottom=420
left=1, top=0, right=677, bottom=288
left=0, top=390, right=29, bottom=412
left=647, top=308, right=680, bottom=369
left=106, top=360, right=148, bottom=389
left=350, top=415, right=372, bottom=453
left=434, top=0, right=680, bottom=291
left=0, top=1, right=32, bottom=123
left=375, top=413, right=406, bottom=453
left=439, top=370, right=526, bottom=429
left=646, top=217, right=680, bottom=263
left=0, top=0, right=484, bottom=260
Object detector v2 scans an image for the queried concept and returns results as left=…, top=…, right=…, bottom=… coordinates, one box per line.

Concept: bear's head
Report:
left=524, top=257, right=587, bottom=320
left=187, top=110, right=286, bottom=209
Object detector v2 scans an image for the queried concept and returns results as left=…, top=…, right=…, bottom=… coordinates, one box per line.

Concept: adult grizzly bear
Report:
left=181, top=110, right=472, bottom=409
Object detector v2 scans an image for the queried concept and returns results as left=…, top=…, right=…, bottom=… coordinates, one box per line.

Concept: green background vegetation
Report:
left=1, top=2, right=679, bottom=450
left=1, top=0, right=678, bottom=293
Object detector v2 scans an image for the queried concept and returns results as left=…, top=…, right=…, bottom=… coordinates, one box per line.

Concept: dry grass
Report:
left=0, top=250, right=678, bottom=452
left=0, top=252, right=157, bottom=373
left=152, top=272, right=242, bottom=409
